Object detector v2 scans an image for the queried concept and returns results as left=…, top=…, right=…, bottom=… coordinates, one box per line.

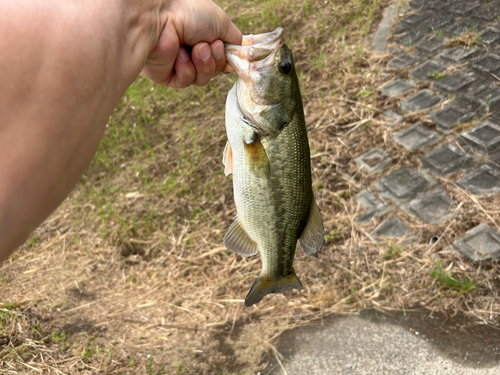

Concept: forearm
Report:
left=0, top=0, right=165, bottom=260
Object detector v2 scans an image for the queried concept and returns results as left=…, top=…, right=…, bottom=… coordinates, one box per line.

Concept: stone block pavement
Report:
left=358, top=0, right=500, bottom=261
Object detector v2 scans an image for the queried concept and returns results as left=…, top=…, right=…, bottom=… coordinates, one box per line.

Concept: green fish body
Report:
left=223, top=28, right=324, bottom=306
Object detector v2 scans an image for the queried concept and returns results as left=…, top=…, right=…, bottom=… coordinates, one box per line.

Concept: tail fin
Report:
left=245, top=270, right=303, bottom=307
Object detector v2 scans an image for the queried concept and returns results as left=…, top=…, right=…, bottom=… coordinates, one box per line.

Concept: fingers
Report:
left=167, top=46, right=196, bottom=88
left=145, top=39, right=229, bottom=88
left=190, top=40, right=226, bottom=86
left=144, top=0, right=242, bottom=88
left=211, top=40, right=227, bottom=77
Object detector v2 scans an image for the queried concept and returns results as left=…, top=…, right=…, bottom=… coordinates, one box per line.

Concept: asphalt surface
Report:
left=264, top=310, right=500, bottom=375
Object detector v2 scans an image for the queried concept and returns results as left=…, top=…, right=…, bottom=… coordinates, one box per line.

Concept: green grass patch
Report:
left=428, top=71, right=446, bottom=80
left=383, top=243, right=401, bottom=259
left=430, top=261, right=476, bottom=295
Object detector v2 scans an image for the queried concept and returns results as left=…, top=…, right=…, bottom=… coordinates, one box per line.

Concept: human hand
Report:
left=143, top=0, right=242, bottom=88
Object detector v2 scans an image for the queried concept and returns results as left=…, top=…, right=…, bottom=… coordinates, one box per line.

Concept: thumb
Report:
left=213, top=5, right=242, bottom=45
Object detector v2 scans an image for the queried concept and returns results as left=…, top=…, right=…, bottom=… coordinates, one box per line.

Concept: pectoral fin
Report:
left=222, top=140, right=233, bottom=176
left=223, top=216, right=259, bottom=257
left=244, top=133, right=270, bottom=178
left=299, top=199, right=325, bottom=256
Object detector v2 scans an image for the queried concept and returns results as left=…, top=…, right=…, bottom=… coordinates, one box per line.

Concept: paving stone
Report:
left=454, top=95, right=483, bottom=113
left=408, top=0, right=426, bottom=9
left=431, top=16, right=454, bottom=31
left=410, top=60, right=446, bottom=81
left=453, top=224, right=500, bottom=260
left=382, top=110, right=403, bottom=126
left=416, top=35, right=446, bottom=56
left=439, top=46, right=482, bottom=65
left=479, top=27, right=500, bottom=46
left=488, top=150, right=500, bottom=170
left=440, top=23, right=468, bottom=38
left=466, top=84, right=500, bottom=111
left=489, top=111, right=500, bottom=126
left=380, top=79, right=414, bottom=97
left=353, top=189, right=391, bottom=223
left=393, top=124, right=439, bottom=151
left=473, top=4, right=500, bottom=22
left=395, top=31, right=427, bottom=47
left=394, top=12, right=428, bottom=35
left=401, top=90, right=441, bottom=114
left=428, top=102, right=471, bottom=132
left=354, top=147, right=392, bottom=174
left=387, top=53, right=420, bottom=69
left=470, top=54, right=500, bottom=73
left=460, top=120, right=500, bottom=155
left=449, top=2, right=480, bottom=16
left=421, top=143, right=477, bottom=177
left=403, top=13, right=424, bottom=25
left=458, top=17, right=488, bottom=32
left=409, top=190, right=458, bottom=224
left=427, top=1, right=450, bottom=11
left=372, top=217, right=418, bottom=244
left=376, top=167, right=437, bottom=208
left=457, top=164, right=500, bottom=195
left=470, top=54, right=500, bottom=80
left=432, top=71, right=478, bottom=96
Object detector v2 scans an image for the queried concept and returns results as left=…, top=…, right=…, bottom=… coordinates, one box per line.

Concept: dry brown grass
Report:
left=3, top=1, right=500, bottom=374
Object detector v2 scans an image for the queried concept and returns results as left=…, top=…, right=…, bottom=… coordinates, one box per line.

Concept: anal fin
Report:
left=299, top=199, right=325, bottom=256
left=223, top=216, right=258, bottom=257
left=222, top=140, right=233, bottom=176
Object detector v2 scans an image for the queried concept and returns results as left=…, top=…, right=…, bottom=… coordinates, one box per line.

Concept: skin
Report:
left=0, top=0, right=242, bottom=262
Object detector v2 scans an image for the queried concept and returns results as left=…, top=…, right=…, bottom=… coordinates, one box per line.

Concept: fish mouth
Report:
left=225, top=27, right=284, bottom=73
left=226, top=28, right=286, bottom=137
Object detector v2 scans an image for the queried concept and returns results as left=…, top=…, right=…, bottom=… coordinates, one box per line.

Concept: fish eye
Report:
left=279, top=61, right=292, bottom=75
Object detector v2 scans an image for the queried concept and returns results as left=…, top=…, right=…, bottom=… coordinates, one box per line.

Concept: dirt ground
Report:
left=2, top=0, right=500, bottom=374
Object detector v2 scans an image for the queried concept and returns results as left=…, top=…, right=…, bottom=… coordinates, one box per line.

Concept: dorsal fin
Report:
left=222, top=140, right=233, bottom=176
left=299, top=199, right=325, bottom=256
left=223, top=216, right=259, bottom=257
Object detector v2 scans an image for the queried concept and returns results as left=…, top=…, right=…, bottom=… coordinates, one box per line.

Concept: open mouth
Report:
left=225, top=28, right=284, bottom=69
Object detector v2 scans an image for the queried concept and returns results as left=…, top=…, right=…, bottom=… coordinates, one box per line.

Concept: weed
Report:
left=357, top=89, right=372, bottom=98
left=383, top=243, right=401, bottom=259
left=50, top=331, right=70, bottom=350
left=430, top=262, right=476, bottom=295
left=129, top=354, right=137, bottom=367
left=448, top=28, right=481, bottom=47
left=434, top=29, right=445, bottom=40
left=427, top=71, right=446, bottom=80
left=325, top=229, right=339, bottom=241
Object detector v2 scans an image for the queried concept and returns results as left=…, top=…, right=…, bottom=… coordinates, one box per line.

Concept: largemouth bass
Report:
left=223, top=28, right=324, bottom=307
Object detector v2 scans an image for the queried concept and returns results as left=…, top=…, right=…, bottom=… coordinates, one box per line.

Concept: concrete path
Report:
left=265, top=310, right=500, bottom=375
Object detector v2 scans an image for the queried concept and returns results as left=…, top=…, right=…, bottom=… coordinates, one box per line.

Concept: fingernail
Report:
left=212, top=41, right=224, bottom=60
left=199, top=44, right=210, bottom=61
left=178, top=48, right=189, bottom=62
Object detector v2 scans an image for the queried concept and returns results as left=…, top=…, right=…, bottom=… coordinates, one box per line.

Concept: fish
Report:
left=222, top=28, right=325, bottom=307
